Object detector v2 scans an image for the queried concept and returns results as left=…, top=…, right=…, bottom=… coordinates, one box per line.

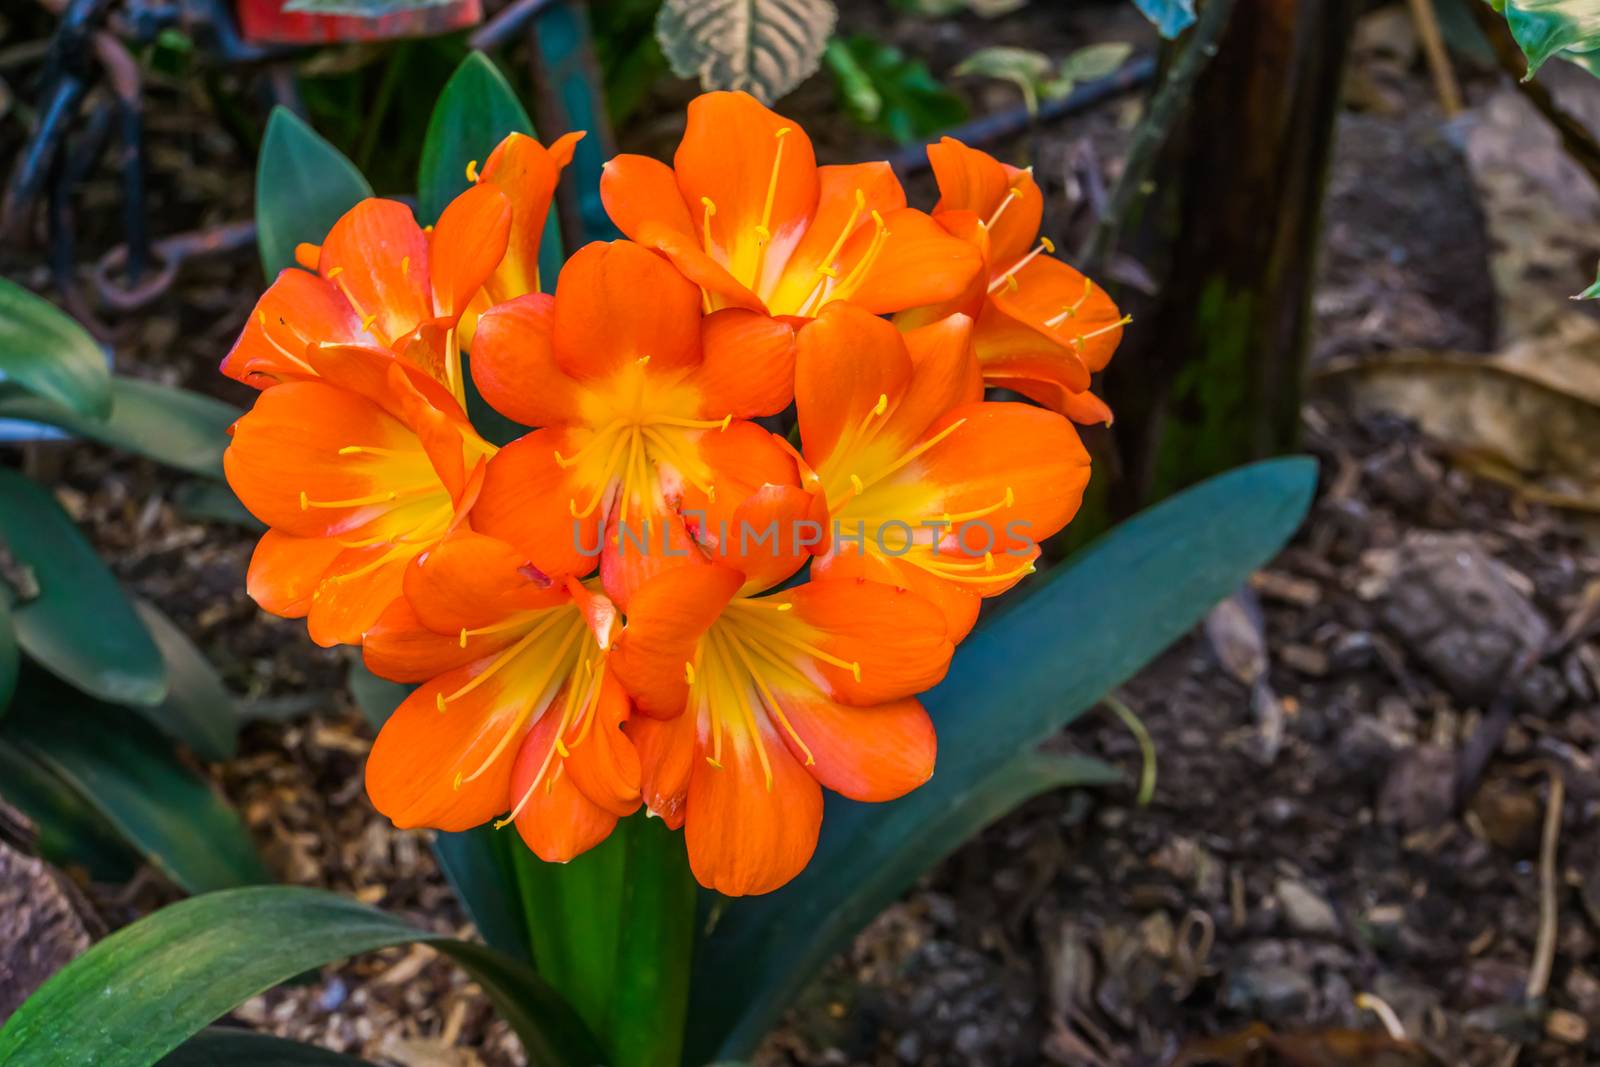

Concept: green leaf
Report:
left=0, top=738, right=137, bottom=881
left=0, top=376, right=240, bottom=479
left=133, top=600, right=238, bottom=762
left=0, top=886, right=604, bottom=1067
left=656, top=0, right=838, bottom=104
left=687, top=457, right=1319, bottom=1060
left=1132, top=0, right=1196, bottom=37
left=1059, top=41, right=1135, bottom=84
left=417, top=53, right=534, bottom=225
left=827, top=35, right=967, bottom=144
left=256, top=107, right=373, bottom=279
left=0, top=276, right=111, bottom=419
left=953, top=45, right=1054, bottom=113
left=0, top=593, right=17, bottom=711
left=3, top=671, right=269, bottom=894
left=158, top=1029, right=378, bottom=1067
left=1498, top=0, right=1600, bottom=77
left=1577, top=262, right=1600, bottom=299
left=0, top=469, right=166, bottom=706
left=345, top=659, right=535, bottom=964
left=512, top=812, right=697, bottom=1067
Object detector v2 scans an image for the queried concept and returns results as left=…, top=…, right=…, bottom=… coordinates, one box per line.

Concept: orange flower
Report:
left=225, top=346, right=494, bottom=647
left=222, top=185, right=512, bottom=405
left=457, top=130, right=584, bottom=346
left=795, top=303, right=1090, bottom=641
left=611, top=563, right=952, bottom=895
left=362, top=531, right=639, bottom=862
left=900, top=137, right=1128, bottom=424
left=465, top=239, right=801, bottom=607
left=600, top=91, right=982, bottom=319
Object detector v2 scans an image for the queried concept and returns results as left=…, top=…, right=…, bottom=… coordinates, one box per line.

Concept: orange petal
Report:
left=795, top=302, right=912, bottom=466
left=918, top=401, right=1091, bottom=555
left=874, top=311, right=981, bottom=447
left=987, top=255, right=1123, bottom=374
left=599, top=495, right=699, bottom=614
left=691, top=308, right=797, bottom=419
left=305, top=543, right=412, bottom=648
left=600, top=153, right=697, bottom=245
left=246, top=529, right=343, bottom=618
left=684, top=727, right=822, bottom=896
left=468, top=294, right=586, bottom=427
left=1056, top=388, right=1115, bottom=426
left=927, top=137, right=1041, bottom=270
left=472, top=428, right=601, bottom=582
left=430, top=183, right=512, bottom=321
left=782, top=578, right=953, bottom=705
left=366, top=660, right=525, bottom=831
left=627, top=708, right=696, bottom=828
left=836, top=207, right=982, bottom=316
left=712, top=483, right=817, bottom=594
left=610, top=563, right=743, bottom=717
left=551, top=241, right=703, bottom=380
left=509, top=707, right=622, bottom=863
left=404, top=529, right=567, bottom=635
left=811, top=545, right=983, bottom=643
left=363, top=597, right=490, bottom=683
left=764, top=161, right=907, bottom=314
left=222, top=269, right=369, bottom=386
left=224, top=380, right=424, bottom=537
left=683, top=420, right=802, bottom=552
left=634, top=221, right=767, bottom=313
left=779, top=693, right=934, bottom=802
left=559, top=668, right=642, bottom=817
left=479, top=130, right=583, bottom=303
left=675, top=92, right=819, bottom=279
left=317, top=199, right=432, bottom=347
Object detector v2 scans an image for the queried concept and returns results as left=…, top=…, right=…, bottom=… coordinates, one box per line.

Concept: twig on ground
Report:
left=1527, top=769, right=1564, bottom=1001
left=1355, top=991, right=1408, bottom=1041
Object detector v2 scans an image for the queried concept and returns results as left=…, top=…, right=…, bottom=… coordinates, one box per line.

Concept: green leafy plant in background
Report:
left=954, top=41, right=1134, bottom=113
left=1489, top=0, right=1600, bottom=77
left=824, top=35, right=968, bottom=143
left=656, top=0, right=838, bottom=104
left=0, top=40, right=1321, bottom=1067
left=0, top=278, right=267, bottom=894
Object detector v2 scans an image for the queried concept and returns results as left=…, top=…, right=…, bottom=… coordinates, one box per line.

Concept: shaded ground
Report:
left=5, top=3, right=1600, bottom=1067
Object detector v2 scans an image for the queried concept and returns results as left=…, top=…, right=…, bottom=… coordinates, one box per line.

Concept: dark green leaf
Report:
left=688, top=457, right=1319, bottom=1060
left=1132, top=0, right=1196, bottom=37
left=4, top=672, right=268, bottom=893
left=158, top=1028, right=377, bottom=1067
left=345, top=659, right=534, bottom=964
left=0, top=886, right=604, bottom=1067
left=0, top=593, right=16, bottom=711
left=0, top=276, right=111, bottom=419
left=172, top=480, right=264, bottom=530
left=0, top=470, right=166, bottom=706
left=0, top=377, right=238, bottom=478
left=256, top=107, right=373, bottom=278
left=1499, top=0, right=1600, bottom=77
left=827, top=36, right=967, bottom=144
left=417, top=53, right=534, bottom=225
left=0, top=739, right=137, bottom=881
left=133, top=600, right=238, bottom=762
left=512, top=812, right=697, bottom=1067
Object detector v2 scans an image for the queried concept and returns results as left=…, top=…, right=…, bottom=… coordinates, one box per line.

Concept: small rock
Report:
left=1282, top=643, right=1330, bottom=676
left=1275, top=877, right=1341, bottom=936
left=1567, top=967, right=1600, bottom=1016
left=1223, top=963, right=1313, bottom=1021
left=1470, top=778, right=1542, bottom=854
left=1462, top=958, right=1529, bottom=1008
left=1546, top=1008, right=1589, bottom=1045
left=1378, top=744, right=1457, bottom=831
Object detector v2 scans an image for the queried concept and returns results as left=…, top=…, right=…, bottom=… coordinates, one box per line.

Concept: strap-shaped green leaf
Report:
left=3, top=672, right=268, bottom=894
left=0, top=277, right=111, bottom=419
left=0, top=377, right=239, bottom=479
left=0, top=592, right=17, bottom=711
left=158, top=1028, right=377, bottom=1066
left=0, top=886, right=604, bottom=1067
left=133, top=600, right=238, bottom=762
left=417, top=53, right=534, bottom=224
left=687, top=457, right=1319, bottom=1060
left=256, top=107, right=373, bottom=278
left=0, top=739, right=137, bottom=881
left=0, top=470, right=166, bottom=706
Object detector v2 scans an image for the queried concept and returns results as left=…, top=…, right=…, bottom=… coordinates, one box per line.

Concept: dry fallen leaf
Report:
left=1169, top=1023, right=1446, bottom=1066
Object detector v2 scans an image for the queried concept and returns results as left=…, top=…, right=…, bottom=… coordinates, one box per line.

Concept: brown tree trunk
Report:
left=1101, top=0, right=1359, bottom=514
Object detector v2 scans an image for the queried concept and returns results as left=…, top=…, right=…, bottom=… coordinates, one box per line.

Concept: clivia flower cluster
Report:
left=222, top=92, right=1126, bottom=896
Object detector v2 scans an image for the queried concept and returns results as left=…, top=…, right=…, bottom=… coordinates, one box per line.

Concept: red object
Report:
left=237, top=0, right=482, bottom=45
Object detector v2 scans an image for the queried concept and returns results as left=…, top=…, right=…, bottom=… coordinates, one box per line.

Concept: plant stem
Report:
left=1077, top=0, right=1237, bottom=274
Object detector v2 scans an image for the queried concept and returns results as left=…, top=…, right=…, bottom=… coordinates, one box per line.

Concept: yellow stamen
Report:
left=465, top=159, right=479, bottom=182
